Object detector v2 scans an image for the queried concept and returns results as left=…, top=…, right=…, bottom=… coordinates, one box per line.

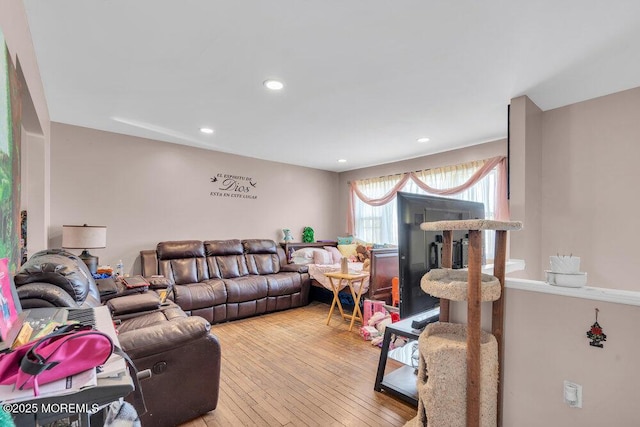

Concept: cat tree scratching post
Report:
left=417, top=219, right=522, bottom=427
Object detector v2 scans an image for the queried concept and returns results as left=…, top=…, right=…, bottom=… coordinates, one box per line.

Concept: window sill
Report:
left=505, top=278, right=640, bottom=307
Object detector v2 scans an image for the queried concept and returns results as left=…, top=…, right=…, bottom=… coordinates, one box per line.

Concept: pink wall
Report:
left=50, top=123, right=341, bottom=274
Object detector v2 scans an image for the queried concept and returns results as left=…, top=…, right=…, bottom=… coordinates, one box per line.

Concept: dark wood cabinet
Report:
left=368, top=248, right=398, bottom=304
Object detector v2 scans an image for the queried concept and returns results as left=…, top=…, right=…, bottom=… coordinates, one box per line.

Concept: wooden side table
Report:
left=324, top=271, right=369, bottom=331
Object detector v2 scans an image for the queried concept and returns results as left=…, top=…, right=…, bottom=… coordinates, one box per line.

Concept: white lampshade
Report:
left=62, top=225, right=107, bottom=249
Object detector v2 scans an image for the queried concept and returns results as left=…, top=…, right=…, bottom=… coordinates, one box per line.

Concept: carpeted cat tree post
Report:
left=406, top=219, right=522, bottom=427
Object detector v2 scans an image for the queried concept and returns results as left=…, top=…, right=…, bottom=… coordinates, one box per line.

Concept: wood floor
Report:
left=180, top=301, right=417, bottom=427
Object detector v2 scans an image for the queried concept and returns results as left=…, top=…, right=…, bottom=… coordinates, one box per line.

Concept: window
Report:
left=352, top=159, right=500, bottom=259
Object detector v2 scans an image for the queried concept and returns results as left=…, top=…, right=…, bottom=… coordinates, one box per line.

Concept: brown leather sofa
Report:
left=140, top=239, right=311, bottom=324
left=14, top=249, right=221, bottom=427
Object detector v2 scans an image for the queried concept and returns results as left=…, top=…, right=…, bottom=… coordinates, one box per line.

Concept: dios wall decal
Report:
left=210, top=172, right=258, bottom=200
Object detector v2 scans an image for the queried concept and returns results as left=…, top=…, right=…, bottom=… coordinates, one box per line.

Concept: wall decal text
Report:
left=210, top=173, right=258, bottom=200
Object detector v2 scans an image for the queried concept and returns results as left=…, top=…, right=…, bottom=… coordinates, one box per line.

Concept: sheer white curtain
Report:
left=405, top=161, right=497, bottom=257
left=352, top=160, right=498, bottom=257
left=353, top=174, right=405, bottom=245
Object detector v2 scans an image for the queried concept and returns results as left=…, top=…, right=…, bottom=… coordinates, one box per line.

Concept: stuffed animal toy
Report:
left=368, top=310, right=407, bottom=348
left=302, top=227, right=314, bottom=243
left=355, top=244, right=369, bottom=262
left=355, top=244, right=371, bottom=271
left=369, top=311, right=392, bottom=346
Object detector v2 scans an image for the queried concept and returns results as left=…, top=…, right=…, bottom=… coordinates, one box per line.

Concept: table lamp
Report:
left=62, top=224, right=107, bottom=275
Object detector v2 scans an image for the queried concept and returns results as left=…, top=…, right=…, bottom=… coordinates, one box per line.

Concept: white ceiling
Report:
left=23, top=1, right=640, bottom=172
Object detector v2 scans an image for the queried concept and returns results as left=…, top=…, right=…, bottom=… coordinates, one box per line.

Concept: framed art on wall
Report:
left=0, top=27, right=22, bottom=274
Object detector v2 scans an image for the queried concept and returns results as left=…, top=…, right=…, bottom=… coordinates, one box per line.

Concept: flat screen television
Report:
left=397, top=192, right=485, bottom=319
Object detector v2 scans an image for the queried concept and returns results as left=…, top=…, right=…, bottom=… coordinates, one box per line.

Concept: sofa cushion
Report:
left=242, top=239, right=277, bottom=254
left=157, top=241, right=210, bottom=285
left=243, top=239, right=281, bottom=275
left=245, top=253, right=281, bottom=275
left=224, top=276, right=268, bottom=303
left=214, top=255, right=249, bottom=279
left=204, top=239, right=243, bottom=256
left=157, top=240, right=205, bottom=259
left=205, top=240, right=249, bottom=279
left=265, top=273, right=301, bottom=297
left=160, top=258, right=210, bottom=285
left=173, top=280, right=227, bottom=311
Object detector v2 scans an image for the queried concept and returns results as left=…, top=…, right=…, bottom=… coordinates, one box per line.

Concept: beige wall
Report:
left=508, top=96, right=543, bottom=279
left=509, top=87, right=640, bottom=290
left=21, top=131, right=48, bottom=254
left=50, top=123, right=341, bottom=274
left=6, top=4, right=640, bottom=424
left=539, top=87, right=640, bottom=291
left=337, top=139, right=507, bottom=234
left=1, top=0, right=51, bottom=258
left=0, top=0, right=50, bottom=133
left=502, top=287, right=639, bottom=426
left=499, top=87, right=640, bottom=426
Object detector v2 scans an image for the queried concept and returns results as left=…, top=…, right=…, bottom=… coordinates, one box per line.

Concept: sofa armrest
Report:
left=107, top=293, right=161, bottom=316
left=117, top=316, right=214, bottom=359
left=280, top=263, right=309, bottom=274
left=16, top=283, right=83, bottom=308
left=96, top=277, right=119, bottom=299
left=145, top=276, right=172, bottom=290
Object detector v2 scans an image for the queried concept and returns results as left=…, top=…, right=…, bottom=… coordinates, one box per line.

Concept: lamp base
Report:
left=79, top=250, right=98, bottom=275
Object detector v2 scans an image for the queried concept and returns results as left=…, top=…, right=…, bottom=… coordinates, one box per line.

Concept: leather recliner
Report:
left=14, top=249, right=221, bottom=427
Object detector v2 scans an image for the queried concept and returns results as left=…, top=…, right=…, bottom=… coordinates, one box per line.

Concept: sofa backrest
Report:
left=242, top=239, right=281, bottom=275
left=204, top=240, right=249, bottom=279
left=157, top=240, right=209, bottom=285
left=14, top=249, right=101, bottom=306
left=148, top=239, right=287, bottom=282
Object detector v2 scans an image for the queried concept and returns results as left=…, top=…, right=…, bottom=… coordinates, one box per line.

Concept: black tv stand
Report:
left=374, top=307, right=440, bottom=405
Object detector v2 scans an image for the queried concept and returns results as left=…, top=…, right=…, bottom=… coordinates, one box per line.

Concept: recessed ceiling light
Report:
left=417, top=137, right=430, bottom=143
left=338, top=159, right=347, bottom=163
left=200, top=127, right=214, bottom=134
left=263, top=79, right=284, bottom=90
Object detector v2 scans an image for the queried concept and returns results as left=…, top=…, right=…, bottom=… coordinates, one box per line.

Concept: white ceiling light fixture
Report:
left=338, top=159, right=347, bottom=163
left=200, top=127, right=214, bottom=134
left=263, top=79, right=284, bottom=91
left=417, top=137, right=430, bottom=143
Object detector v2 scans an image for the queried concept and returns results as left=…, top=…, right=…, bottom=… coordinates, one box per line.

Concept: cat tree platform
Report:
left=421, top=269, right=501, bottom=302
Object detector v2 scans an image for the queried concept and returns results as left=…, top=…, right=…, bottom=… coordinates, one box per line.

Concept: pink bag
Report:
left=0, top=324, right=113, bottom=395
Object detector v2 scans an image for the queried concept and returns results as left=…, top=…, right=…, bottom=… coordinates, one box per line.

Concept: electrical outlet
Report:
left=563, top=380, right=583, bottom=408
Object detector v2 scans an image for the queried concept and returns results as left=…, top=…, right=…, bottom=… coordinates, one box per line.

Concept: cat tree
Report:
left=408, top=219, right=522, bottom=427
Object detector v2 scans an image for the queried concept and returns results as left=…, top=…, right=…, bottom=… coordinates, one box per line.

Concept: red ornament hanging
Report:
left=586, top=308, right=606, bottom=348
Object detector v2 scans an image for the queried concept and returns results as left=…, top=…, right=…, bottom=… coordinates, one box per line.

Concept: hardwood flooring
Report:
left=180, top=301, right=416, bottom=427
